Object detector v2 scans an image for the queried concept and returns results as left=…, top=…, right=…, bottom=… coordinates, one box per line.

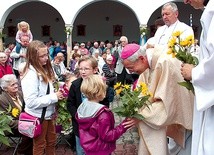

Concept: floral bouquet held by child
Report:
left=54, top=81, right=72, bottom=132
left=167, top=31, right=199, bottom=94
left=113, top=82, right=152, bottom=120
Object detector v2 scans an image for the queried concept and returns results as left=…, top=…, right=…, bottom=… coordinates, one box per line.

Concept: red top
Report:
left=0, top=64, right=13, bottom=78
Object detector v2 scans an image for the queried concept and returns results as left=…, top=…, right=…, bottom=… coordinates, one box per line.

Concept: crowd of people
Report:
left=0, top=0, right=213, bottom=155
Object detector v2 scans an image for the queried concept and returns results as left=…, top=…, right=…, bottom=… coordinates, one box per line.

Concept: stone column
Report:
left=0, top=27, right=4, bottom=52
left=65, top=24, right=73, bottom=68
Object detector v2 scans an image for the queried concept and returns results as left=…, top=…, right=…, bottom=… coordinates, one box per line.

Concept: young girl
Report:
left=67, top=56, right=108, bottom=155
left=15, top=21, right=33, bottom=53
left=21, top=40, right=64, bottom=155
left=76, top=74, right=128, bottom=155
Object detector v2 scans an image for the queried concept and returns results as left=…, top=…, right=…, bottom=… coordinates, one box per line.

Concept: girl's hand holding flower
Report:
left=56, top=90, right=64, bottom=100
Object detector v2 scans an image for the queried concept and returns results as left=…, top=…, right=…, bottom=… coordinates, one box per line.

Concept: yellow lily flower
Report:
left=114, top=82, right=121, bottom=89
left=172, top=31, right=181, bottom=37
left=11, top=108, right=19, bottom=118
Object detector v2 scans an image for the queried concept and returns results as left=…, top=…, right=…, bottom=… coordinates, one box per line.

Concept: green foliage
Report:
left=64, top=28, right=71, bottom=35
left=140, top=27, right=149, bottom=37
left=112, top=83, right=151, bottom=120
left=167, top=31, right=198, bottom=94
left=0, top=32, right=7, bottom=38
left=56, top=99, right=72, bottom=131
left=178, top=81, right=195, bottom=94
left=175, top=51, right=199, bottom=66
left=0, top=110, right=13, bottom=146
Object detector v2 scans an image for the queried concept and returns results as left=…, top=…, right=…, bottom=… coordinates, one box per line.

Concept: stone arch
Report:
left=71, top=0, right=141, bottom=43
left=2, top=0, right=66, bottom=44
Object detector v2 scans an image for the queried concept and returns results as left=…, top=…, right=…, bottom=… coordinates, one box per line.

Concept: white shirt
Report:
left=21, top=65, right=58, bottom=119
left=10, top=46, right=27, bottom=70
left=154, top=20, right=194, bottom=51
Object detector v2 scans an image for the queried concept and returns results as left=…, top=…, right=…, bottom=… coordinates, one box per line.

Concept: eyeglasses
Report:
left=37, top=49, right=49, bottom=58
left=38, top=53, right=49, bottom=58
left=79, top=68, right=92, bottom=72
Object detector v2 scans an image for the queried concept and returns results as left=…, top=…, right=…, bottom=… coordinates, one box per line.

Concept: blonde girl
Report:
left=76, top=74, right=128, bottom=155
left=15, top=21, right=33, bottom=53
left=21, top=40, right=64, bottom=155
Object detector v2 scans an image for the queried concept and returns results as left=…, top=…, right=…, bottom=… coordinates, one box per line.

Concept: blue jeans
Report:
left=75, top=136, right=85, bottom=155
left=16, top=42, right=21, bottom=53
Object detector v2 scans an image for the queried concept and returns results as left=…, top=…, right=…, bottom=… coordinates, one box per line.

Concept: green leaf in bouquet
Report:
left=113, top=82, right=152, bottom=119
left=176, top=51, right=186, bottom=62
left=0, top=129, right=4, bottom=136
left=112, top=106, right=125, bottom=113
left=193, top=56, right=199, bottom=65
left=0, top=111, right=13, bottom=146
left=139, top=96, right=150, bottom=105
left=133, top=113, right=145, bottom=120
left=178, top=81, right=195, bottom=94
left=0, top=135, right=10, bottom=146
left=167, top=31, right=198, bottom=94
left=0, top=125, right=12, bottom=134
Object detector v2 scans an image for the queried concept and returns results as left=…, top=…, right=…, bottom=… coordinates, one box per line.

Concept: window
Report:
left=77, top=24, right=86, bottom=36
left=113, top=25, right=122, bottom=36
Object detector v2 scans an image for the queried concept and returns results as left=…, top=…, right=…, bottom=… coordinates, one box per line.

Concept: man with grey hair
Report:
left=89, top=41, right=102, bottom=55
left=148, top=2, right=194, bottom=49
left=10, top=35, right=30, bottom=78
left=122, top=43, right=194, bottom=155
left=114, top=36, right=133, bottom=84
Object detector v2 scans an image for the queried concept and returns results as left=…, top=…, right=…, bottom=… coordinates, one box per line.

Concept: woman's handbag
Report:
left=18, top=84, right=50, bottom=138
left=18, top=112, right=44, bottom=138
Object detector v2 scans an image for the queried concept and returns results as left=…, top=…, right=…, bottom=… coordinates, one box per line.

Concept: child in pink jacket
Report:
left=76, top=75, right=128, bottom=155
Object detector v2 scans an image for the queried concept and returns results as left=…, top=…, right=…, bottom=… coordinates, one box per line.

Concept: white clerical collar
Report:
left=167, top=20, right=179, bottom=28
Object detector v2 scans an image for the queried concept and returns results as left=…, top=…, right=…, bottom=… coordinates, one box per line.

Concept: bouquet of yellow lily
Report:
left=167, top=31, right=199, bottom=94
left=112, top=82, right=152, bottom=120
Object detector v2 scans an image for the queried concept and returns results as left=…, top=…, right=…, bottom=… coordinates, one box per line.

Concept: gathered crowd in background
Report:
left=1, top=0, right=214, bottom=155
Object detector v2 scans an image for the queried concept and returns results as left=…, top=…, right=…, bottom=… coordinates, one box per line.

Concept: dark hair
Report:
left=203, top=0, right=209, bottom=6
left=155, top=18, right=165, bottom=28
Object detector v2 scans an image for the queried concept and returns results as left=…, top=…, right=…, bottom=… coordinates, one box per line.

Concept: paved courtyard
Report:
left=0, top=97, right=139, bottom=155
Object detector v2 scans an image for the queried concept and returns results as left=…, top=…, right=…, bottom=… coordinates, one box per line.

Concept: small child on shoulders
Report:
left=76, top=74, right=128, bottom=155
left=15, top=21, right=33, bottom=53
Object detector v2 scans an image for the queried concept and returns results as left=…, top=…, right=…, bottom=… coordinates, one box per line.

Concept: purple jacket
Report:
left=76, top=101, right=127, bottom=155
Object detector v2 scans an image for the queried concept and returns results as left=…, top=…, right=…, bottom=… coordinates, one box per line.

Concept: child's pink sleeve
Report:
left=15, top=31, right=21, bottom=43
left=28, top=31, right=33, bottom=42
